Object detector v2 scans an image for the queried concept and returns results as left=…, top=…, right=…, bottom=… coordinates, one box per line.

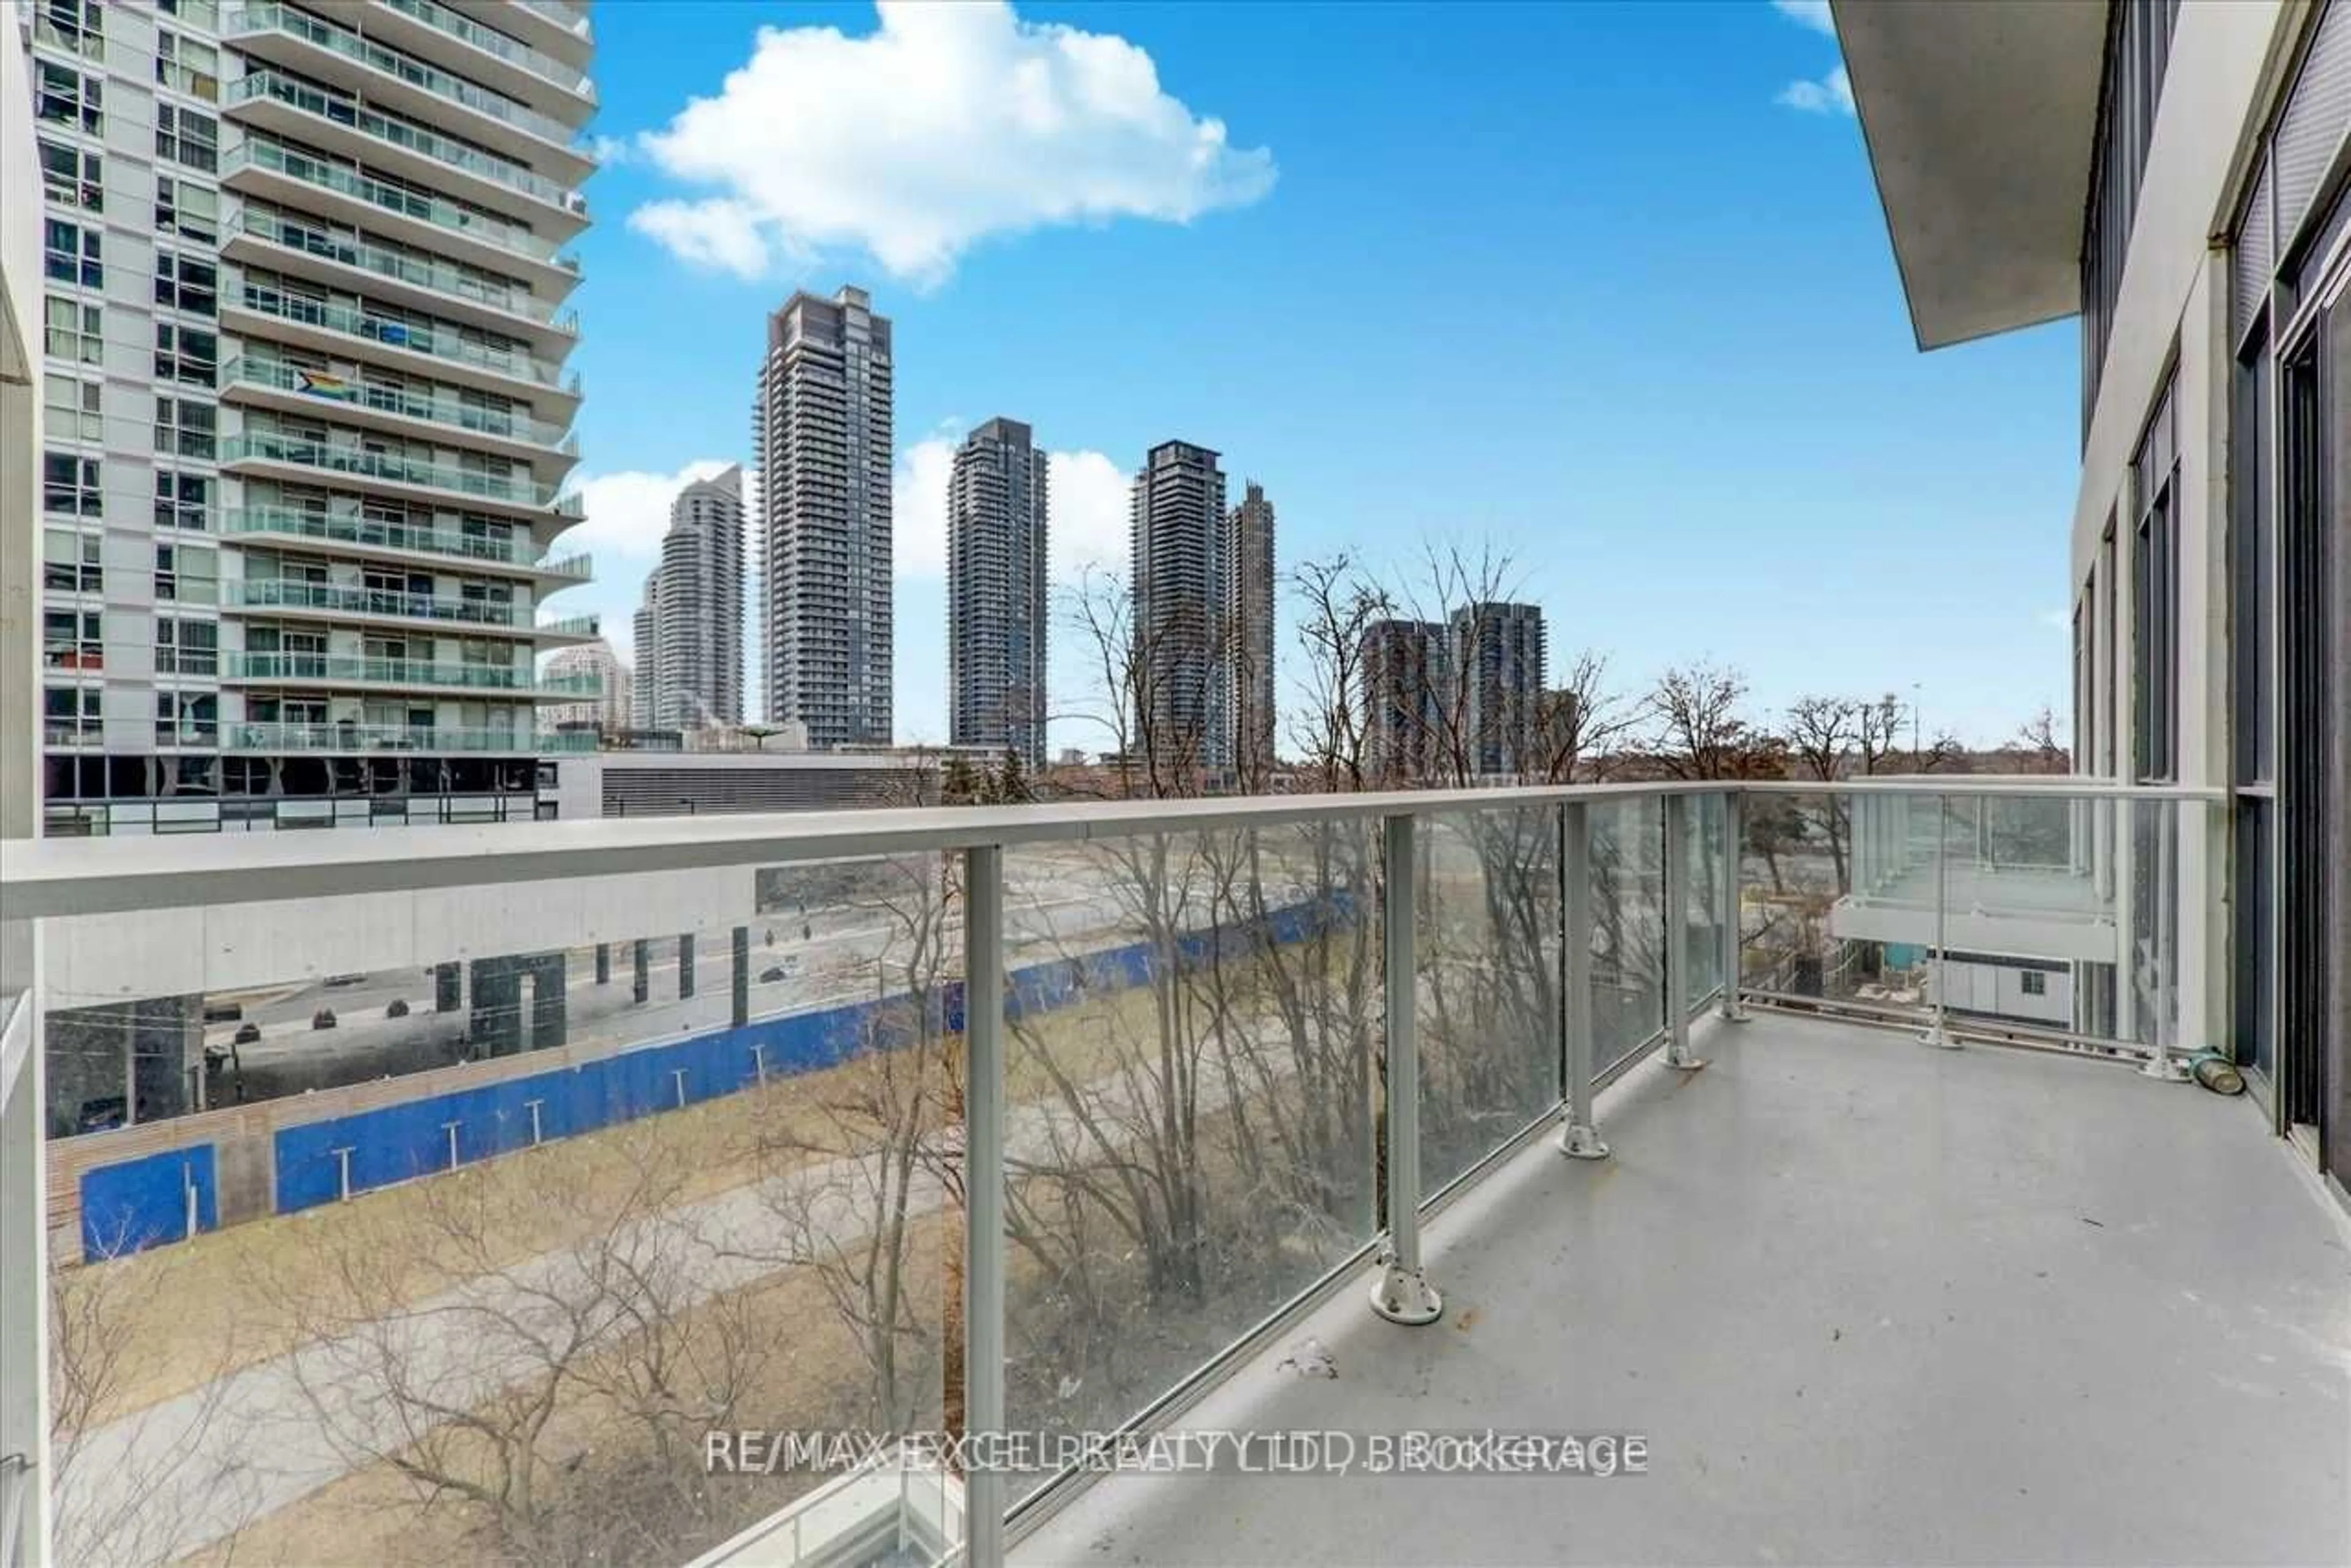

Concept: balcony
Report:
left=0, top=781, right=2338, bottom=1568
left=219, top=577, right=598, bottom=642
left=225, top=71, right=590, bottom=232
left=222, top=271, right=582, bottom=411
left=221, top=651, right=598, bottom=700
left=222, top=138, right=581, bottom=291
left=219, top=507, right=587, bottom=580
left=365, top=0, right=598, bottom=118
left=220, top=356, right=579, bottom=471
left=224, top=1, right=594, bottom=179
left=219, top=430, right=566, bottom=520
left=225, top=721, right=593, bottom=754
left=224, top=204, right=581, bottom=353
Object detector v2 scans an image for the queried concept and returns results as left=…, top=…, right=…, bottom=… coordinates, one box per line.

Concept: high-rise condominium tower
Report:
left=1360, top=618, right=1449, bottom=785
left=1226, top=481, right=1277, bottom=776
left=542, top=639, right=630, bottom=735
left=948, top=418, right=1048, bottom=767
left=29, top=0, right=598, bottom=830
left=756, top=286, right=893, bottom=747
left=1130, top=440, right=1230, bottom=772
left=1450, top=601, right=1548, bottom=777
left=632, top=466, right=743, bottom=730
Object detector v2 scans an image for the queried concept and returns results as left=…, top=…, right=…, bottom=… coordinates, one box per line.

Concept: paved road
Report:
left=59, top=998, right=1305, bottom=1566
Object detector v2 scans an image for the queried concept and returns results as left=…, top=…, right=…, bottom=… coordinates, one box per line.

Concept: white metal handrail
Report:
left=0, top=778, right=2218, bottom=923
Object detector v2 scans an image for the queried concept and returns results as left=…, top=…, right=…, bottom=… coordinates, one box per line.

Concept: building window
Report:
left=37, top=140, right=102, bottom=212
left=45, top=687, right=102, bottom=745
left=42, top=609, right=102, bottom=672
left=43, top=530, right=102, bottom=592
left=34, top=0, right=104, bottom=56
left=158, top=0, right=220, bottom=25
left=155, top=323, right=218, bottom=386
left=155, top=104, right=219, bottom=173
left=156, top=691, right=219, bottom=748
left=154, top=396, right=218, bottom=460
left=43, top=296, right=102, bottom=364
left=41, top=454, right=101, bottom=517
left=156, top=176, right=219, bottom=244
left=154, top=253, right=219, bottom=316
left=43, top=219, right=100, bottom=287
left=155, top=31, right=221, bottom=102
left=2080, top=0, right=2184, bottom=433
left=156, top=471, right=211, bottom=531
left=34, top=61, right=102, bottom=132
left=154, top=545, right=219, bottom=606
left=156, top=618, right=219, bottom=677
left=2131, top=383, right=2180, bottom=782
left=2021, top=970, right=2049, bottom=997
left=42, top=374, right=102, bottom=442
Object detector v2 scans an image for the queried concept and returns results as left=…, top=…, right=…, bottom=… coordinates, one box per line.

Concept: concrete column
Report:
left=732, top=926, right=749, bottom=1028
left=678, top=935, right=696, bottom=1000
left=594, top=942, right=610, bottom=985
left=633, top=940, right=650, bottom=1005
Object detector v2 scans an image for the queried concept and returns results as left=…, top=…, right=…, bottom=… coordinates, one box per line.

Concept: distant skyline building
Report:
left=948, top=418, right=1049, bottom=767
left=1130, top=440, right=1231, bottom=771
left=543, top=640, right=630, bottom=735
left=1360, top=618, right=1449, bottom=784
left=757, top=287, right=894, bottom=747
left=632, top=467, right=744, bottom=730
left=1451, top=601, right=1548, bottom=776
left=1227, top=481, right=1277, bottom=775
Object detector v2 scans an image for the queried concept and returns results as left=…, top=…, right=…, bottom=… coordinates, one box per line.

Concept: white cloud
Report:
left=564, top=459, right=738, bottom=561
left=1771, top=0, right=1837, bottom=38
left=587, top=133, right=636, bottom=167
left=893, top=428, right=962, bottom=576
left=1048, top=449, right=1129, bottom=583
left=1778, top=65, right=1854, bottom=116
left=628, top=1, right=1276, bottom=285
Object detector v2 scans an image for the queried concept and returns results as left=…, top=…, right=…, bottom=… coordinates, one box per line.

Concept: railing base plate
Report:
left=1369, top=1261, right=1444, bottom=1326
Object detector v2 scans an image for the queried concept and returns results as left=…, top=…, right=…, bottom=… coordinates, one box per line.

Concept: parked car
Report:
left=76, top=1096, right=127, bottom=1134
left=233, top=1021, right=261, bottom=1045
left=312, top=1008, right=338, bottom=1030
left=201, top=1001, right=243, bottom=1025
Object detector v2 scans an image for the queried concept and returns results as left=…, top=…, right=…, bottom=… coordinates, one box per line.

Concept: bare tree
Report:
left=1528, top=649, right=1635, bottom=783
left=1646, top=661, right=1759, bottom=781
left=2012, top=704, right=2069, bottom=773
left=48, top=1244, right=258, bottom=1567
left=1854, top=692, right=1908, bottom=776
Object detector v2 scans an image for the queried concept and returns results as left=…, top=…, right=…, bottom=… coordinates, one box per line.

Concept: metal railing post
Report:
left=961, top=844, right=1007, bottom=1566
left=1663, top=793, right=1705, bottom=1071
left=1559, top=801, right=1608, bottom=1158
left=1720, top=789, right=1747, bottom=1022
left=1371, top=814, right=1443, bottom=1325
left=1923, top=792, right=1959, bottom=1048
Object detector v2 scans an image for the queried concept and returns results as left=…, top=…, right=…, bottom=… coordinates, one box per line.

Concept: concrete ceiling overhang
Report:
left=1834, top=0, right=2111, bottom=350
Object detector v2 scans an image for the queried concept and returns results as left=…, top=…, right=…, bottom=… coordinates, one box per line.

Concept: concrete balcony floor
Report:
left=1020, top=1013, right=2351, bottom=1567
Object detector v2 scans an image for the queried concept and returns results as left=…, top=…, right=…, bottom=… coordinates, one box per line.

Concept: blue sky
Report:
left=559, top=0, right=2081, bottom=751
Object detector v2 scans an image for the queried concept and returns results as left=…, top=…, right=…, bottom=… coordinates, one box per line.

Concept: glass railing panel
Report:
left=227, top=72, right=586, bottom=212
left=1588, top=795, right=1665, bottom=1076
left=1416, top=805, right=1561, bottom=1193
left=226, top=140, right=561, bottom=264
left=1683, top=793, right=1727, bottom=1007
left=1738, top=789, right=1924, bottom=1016
left=38, top=858, right=959, bottom=1564
left=230, top=206, right=578, bottom=331
left=225, top=356, right=573, bottom=448
left=379, top=0, right=594, bottom=97
left=997, top=820, right=1381, bottom=1506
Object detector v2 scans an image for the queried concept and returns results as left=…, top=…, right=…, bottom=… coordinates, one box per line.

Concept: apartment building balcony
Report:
left=0, top=781, right=2338, bottom=1568
left=222, top=270, right=583, bottom=418
left=224, top=72, right=590, bottom=235
left=218, top=577, right=599, bottom=642
left=220, top=506, right=588, bottom=582
left=220, top=651, right=599, bottom=701
left=364, top=0, right=598, bottom=121
left=218, top=430, right=567, bottom=522
left=223, top=204, right=581, bottom=357
left=223, top=0, right=594, bottom=182
left=223, top=721, right=593, bottom=754
left=220, top=356, right=578, bottom=474
left=456, top=0, right=594, bottom=72
left=221, top=139, right=581, bottom=296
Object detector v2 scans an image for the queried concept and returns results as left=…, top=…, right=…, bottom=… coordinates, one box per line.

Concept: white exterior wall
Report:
left=2069, top=0, right=2304, bottom=1053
